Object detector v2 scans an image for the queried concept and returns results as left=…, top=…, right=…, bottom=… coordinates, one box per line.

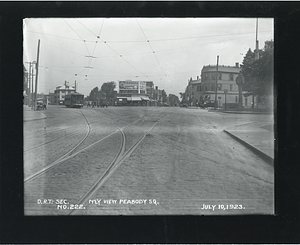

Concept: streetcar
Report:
left=64, top=92, right=84, bottom=108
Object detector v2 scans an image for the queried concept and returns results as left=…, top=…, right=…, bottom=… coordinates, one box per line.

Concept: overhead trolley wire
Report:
left=63, top=19, right=91, bottom=57
left=135, top=18, right=167, bottom=77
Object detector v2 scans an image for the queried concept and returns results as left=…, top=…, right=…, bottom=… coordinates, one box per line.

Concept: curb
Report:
left=222, top=111, right=272, bottom=115
left=223, top=130, right=274, bottom=166
left=23, top=112, right=46, bottom=122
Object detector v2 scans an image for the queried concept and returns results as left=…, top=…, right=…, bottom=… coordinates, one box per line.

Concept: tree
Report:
left=168, top=94, right=180, bottom=106
left=240, top=40, right=274, bottom=97
left=88, top=87, right=99, bottom=101
left=161, top=89, right=167, bottom=102
left=101, top=82, right=116, bottom=99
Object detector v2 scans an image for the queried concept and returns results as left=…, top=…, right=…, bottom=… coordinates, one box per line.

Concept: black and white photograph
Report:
left=23, top=17, right=274, bottom=216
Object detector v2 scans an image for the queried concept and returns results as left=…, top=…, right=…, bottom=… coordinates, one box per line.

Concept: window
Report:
left=211, top=84, right=215, bottom=91
left=235, top=96, right=238, bottom=102
left=211, top=73, right=216, bottom=80
left=230, top=84, right=233, bottom=91
left=218, top=73, right=222, bottom=80
left=204, top=73, right=209, bottom=81
left=218, top=84, right=222, bottom=90
left=205, top=84, right=208, bottom=91
left=229, top=74, right=233, bottom=81
left=197, top=85, right=201, bottom=92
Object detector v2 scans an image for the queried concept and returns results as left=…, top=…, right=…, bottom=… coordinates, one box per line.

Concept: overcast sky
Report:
left=23, top=18, right=273, bottom=97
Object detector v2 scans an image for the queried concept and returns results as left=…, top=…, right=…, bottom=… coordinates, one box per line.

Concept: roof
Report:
left=202, top=65, right=240, bottom=73
left=55, top=85, right=76, bottom=90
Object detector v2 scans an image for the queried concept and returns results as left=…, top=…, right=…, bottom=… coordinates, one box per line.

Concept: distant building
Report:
left=54, top=84, right=75, bottom=105
left=119, top=80, right=146, bottom=94
left=146, top=81, right=154, bottom=99
left=200, top=62, right=251, bottom=108
left=117, top=80, right=153, bottom=106
left=184, top=76, right=202, bottom=106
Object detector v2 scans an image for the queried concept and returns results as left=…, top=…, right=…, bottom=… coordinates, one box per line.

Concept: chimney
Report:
left=235, top=62, right=239, bottom=67
left=197, top=76, right=199, bottom=80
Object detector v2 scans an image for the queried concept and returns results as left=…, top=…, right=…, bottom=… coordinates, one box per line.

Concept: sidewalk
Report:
left=223, top=121, right=274, bottom=165
left=23, top=105, right=46, bottom=122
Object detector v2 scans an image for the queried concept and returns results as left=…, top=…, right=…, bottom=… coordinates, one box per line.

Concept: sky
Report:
left=23, top=18, right=273, bottom=97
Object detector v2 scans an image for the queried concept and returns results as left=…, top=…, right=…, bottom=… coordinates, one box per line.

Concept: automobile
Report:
left=200, top=101, right=216, bottom=108
left=180, top=100, right=189, bottom=107
left=36, top=101, right=44, bottom=110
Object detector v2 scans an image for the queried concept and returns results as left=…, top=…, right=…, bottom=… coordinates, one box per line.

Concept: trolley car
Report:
left=64, top=92, right=84, bottom=108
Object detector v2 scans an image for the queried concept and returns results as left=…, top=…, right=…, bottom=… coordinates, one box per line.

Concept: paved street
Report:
left=24, top=105, right=274, bottom=215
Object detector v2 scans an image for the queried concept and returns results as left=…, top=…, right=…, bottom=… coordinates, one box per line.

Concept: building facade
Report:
left=54, top=84, right=76, bottom=105
left=200, top=62, right=251, bottom=108
left=184, top=76, right=202, bottom=106
left=117, top=80, right=150, bottom=106
left=119, top=80, right=146, bottom=94
left=146, top=81, right=154, bottom=99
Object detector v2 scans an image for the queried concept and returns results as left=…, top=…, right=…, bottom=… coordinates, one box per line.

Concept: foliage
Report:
left=161, top=89, right=167, bottom=102
left=168, top=94, right=180, bottom=106
left=86, top=87, right=98, bottom=101
left=101, top=82, right=116, bottom=99
left=240, top=40, right=274, bottom=96
left=87, top=82, right=117, bottom=101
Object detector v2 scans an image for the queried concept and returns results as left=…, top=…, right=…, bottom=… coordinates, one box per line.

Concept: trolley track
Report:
left=69, top=114, right=166, bottom=215
left=24, top=110, right=145, bottom=183
left=25, top=108, right=166, bottom=215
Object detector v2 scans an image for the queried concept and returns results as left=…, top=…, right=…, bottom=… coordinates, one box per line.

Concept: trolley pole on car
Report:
left=74, top=74, right=77, bottom=92
left=214, top=55, right=219, bottom=110
left=34, top=39, right=40, bottom=111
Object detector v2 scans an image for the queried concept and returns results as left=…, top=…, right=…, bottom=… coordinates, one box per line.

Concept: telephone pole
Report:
left=31, top=63, right=35, bottom=110
left=25, top=62, right=32, bottom=107
left=214, top=55, right=219, bottom=110
left=255, top=18, right=259, bottom=60
left=34, top=39, right=40, bottom=111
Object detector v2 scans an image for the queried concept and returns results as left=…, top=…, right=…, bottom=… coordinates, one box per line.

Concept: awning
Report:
left=140, top=97, right=149, bottom=101
left=130, top=97, right=142, bottom=101
left=117, top=97, right=129, bottom=99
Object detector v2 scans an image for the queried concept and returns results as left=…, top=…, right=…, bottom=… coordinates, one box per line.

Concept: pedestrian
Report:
left=43, top=103, right=47, bottom=110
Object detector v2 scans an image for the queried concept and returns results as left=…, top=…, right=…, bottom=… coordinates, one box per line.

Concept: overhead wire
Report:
left=94, top=20, right=147, bottom=77
left=135, top=18, right=167, bottom=78
left=63, top=19, right=91, bottom=57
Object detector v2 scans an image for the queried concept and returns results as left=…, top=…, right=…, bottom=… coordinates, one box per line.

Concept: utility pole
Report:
left=65, top=80, right=68, bottom=104
left=31, top=64, right=35, bottom=110
left=214, top=55, right=219, bottom=110
left=253, top=18, right=259, bottom=108
left=255, top=18, right=259, bottom=60
left=34, top=39, right=40, bottom=111
left=25, top=62, right=32, bottom=107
